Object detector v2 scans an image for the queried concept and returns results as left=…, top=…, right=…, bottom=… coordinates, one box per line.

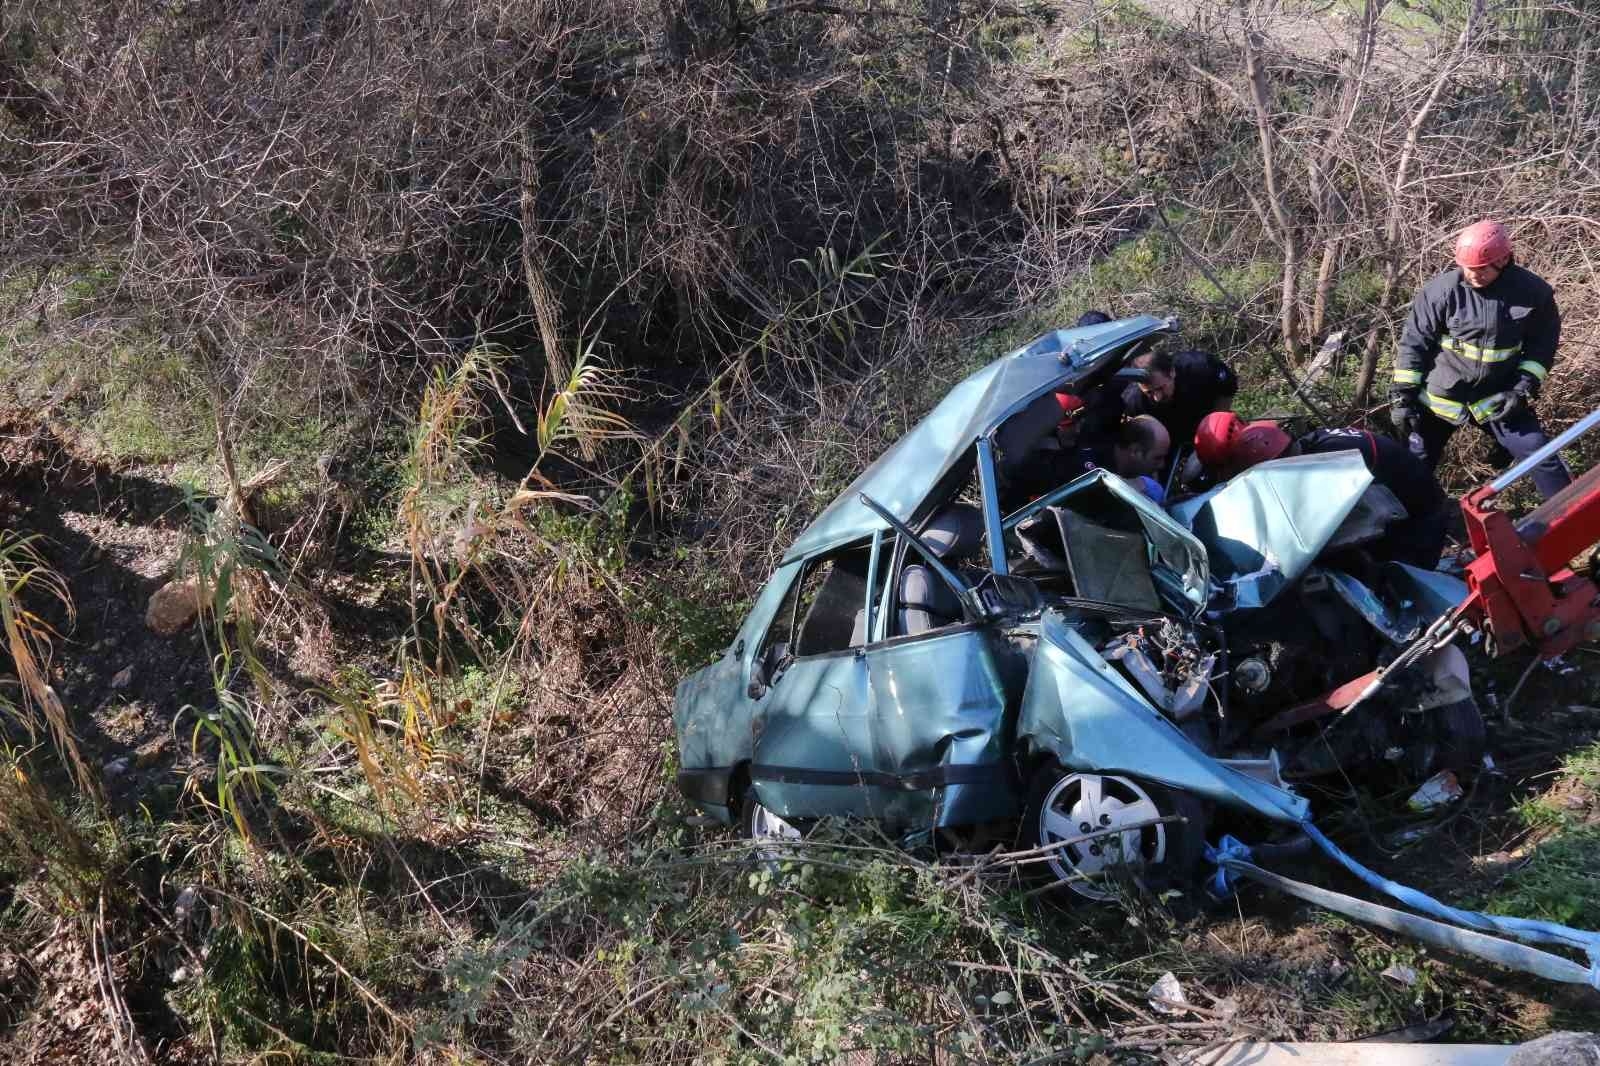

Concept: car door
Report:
left=747, top=540, right=883, bottom=820
left=862, top=535, right=1019, bottom=830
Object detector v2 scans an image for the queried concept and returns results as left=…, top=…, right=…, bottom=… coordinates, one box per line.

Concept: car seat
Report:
left=899, top=503, right=985, bottom=636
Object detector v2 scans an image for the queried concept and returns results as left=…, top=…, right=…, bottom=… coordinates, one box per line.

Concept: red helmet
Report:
left=1054, top=391, right=1085, bottom=429
left=1454, top=220, right=1512, bottom=269
left=1194, top=411, right=1244, bottom=468
left=1225, top=421, right=1293, bottom=476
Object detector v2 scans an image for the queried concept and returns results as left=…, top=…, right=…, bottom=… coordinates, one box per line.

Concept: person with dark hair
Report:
left=1390, top=218, right=1569, bottom=500
left=1196, top=413, right=1449, bottom=569
left=1075, top=309, right=1113, bottom=327
left=1120, top=346, right=1238, bottom=458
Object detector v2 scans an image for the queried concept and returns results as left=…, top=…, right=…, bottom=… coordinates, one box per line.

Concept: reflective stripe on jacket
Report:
left=1391, top=263, right=1559, bottom=405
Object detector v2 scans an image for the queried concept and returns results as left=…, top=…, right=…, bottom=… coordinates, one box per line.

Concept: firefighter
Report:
left=996, top=392, right=1091, bottom=510
left=1391, top=219, right=1570, bottom=500
left=1196, top=412, right=1450, bottom=570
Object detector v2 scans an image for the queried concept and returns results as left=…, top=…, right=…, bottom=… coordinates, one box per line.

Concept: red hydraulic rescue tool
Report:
left=1456, top=408, right=1600, bottom=659
left=1256, top=409, right=1600, bottom=735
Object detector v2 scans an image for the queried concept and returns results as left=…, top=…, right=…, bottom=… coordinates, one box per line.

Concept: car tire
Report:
left=1020, top=762, right=1207, bottom=902
left=737, top=783, right=808, bottom=869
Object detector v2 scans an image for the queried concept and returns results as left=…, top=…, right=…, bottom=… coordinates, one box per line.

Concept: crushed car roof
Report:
left=783, top=315, right=1175, bottom=563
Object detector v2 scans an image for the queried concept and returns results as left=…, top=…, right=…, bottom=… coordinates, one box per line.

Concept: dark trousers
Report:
left=1412, top=406, right=1571, bottom=501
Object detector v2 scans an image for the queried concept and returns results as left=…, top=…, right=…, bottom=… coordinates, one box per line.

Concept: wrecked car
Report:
left=673, top=316, right=1476, bottom=896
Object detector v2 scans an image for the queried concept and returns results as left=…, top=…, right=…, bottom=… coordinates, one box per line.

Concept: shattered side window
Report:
left=757, top=542, right=873, bottom=660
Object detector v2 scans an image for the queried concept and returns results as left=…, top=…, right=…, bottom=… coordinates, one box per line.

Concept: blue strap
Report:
left=1226, top=858, right=1598, bottom=987
left=1203, top=821, right=1600, bottom=989
left=1300, top=820, right=1600, bottom=971
left=1203, top=834, right=1253, bottom=898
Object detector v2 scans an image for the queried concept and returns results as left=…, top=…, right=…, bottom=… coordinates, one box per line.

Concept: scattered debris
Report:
left=109, top=664, right=133, bottom=690
left=1407, top=770, right=1464, bottom=812
left=1147, top=971, right=1188, bottom=1014
left=1379, top=962, right=1418, bottom=987
left=1300, top=330, right=1346, bottom=388
left=145, top=575, right=203, bottom=635
left=1192, top=1042, right=1518, bottom=1064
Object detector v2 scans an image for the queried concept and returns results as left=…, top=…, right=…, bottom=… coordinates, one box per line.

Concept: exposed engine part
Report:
left=1101, top=621, right=1216, bottom=721
left=1233, top=657, right=1271, bottom=695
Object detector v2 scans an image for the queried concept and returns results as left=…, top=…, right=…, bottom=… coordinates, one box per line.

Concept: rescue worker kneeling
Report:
left=1196, top=412, right=1450, bottom=571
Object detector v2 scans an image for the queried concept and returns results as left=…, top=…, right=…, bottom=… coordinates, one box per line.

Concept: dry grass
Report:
left=5, top=1, right=1600, bottom=1061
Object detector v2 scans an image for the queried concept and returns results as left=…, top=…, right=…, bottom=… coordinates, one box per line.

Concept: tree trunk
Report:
left=1310, top=237, right=1341, bottom=342
left=1244, top=29, right=1302, bottom=363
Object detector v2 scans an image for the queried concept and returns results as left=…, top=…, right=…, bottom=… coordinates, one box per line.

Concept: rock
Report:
left=1508, top=1032, right=1600, bottom=1066
left=1379, top=962, right=1417, bottom=986
left=109, top=664, right=134, bottom=690
left=146, top=576, right=203, bottom=635
left=1147, top=971, right=1187, bottom=1015
left=134, top=737, right=170, bottom=768
left=173, top=885, right=200, bottom=924
left=103, top=756, right=131, bottom=779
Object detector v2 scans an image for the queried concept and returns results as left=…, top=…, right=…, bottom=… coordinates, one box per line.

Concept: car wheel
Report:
left=738, top=785, right=807, bottom=869
left=1021, top=764, right=1206, bottom=902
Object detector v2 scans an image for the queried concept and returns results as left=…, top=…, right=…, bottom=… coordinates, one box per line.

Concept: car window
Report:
left=757, top=542, right=874, bottom=660
left=888, top=536, right=971, bottom=638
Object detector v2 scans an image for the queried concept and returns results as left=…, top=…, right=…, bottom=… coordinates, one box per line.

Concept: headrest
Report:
left=918, top=503, right=985, bottom=560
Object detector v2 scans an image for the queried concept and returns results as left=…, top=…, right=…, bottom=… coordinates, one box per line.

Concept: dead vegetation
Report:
left=3, top=0, right=1600, bottom=1061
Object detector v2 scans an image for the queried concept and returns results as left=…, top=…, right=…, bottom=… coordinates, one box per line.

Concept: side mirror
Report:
left=967, top=572, right=1043, bottom=620
left=747, top=641, right=792, bottom=699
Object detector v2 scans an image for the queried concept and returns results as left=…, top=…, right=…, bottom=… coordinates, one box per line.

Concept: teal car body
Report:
left=672, top=316, right=1451, bottom=839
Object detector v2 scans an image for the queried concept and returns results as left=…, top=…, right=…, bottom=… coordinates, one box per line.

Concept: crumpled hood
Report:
left=1169, top=451, right=1373, bottom=610
left=1018, top=610, right=1310, bottom=824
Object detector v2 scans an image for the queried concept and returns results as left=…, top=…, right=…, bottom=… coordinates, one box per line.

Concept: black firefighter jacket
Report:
left=1393, top=263, right=1559, bottom=425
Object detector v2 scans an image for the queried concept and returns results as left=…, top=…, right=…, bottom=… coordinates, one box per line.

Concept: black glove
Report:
left=1479, top=390, right=1521, bottom=423
left=1513, top=373, right=1540, bottom=404
left=1389, top=390, right=1421, bottom=437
